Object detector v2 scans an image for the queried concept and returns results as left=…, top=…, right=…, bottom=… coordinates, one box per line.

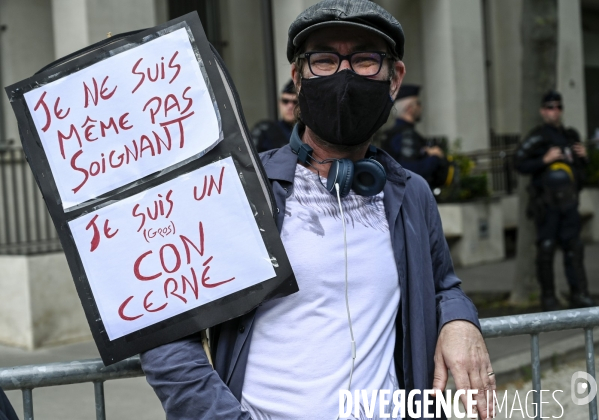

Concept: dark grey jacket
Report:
left=141, top=145, right=480, bottom=419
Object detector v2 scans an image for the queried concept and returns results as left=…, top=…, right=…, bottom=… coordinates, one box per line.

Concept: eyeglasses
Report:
left=298, top=51, right=388, bottom=77
left=543, top=104, right=563, bottom=110
left=280, top=98, right=298, bottom=105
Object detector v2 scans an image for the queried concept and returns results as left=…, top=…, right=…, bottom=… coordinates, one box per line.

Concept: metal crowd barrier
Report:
left=1, top=307, right=599, bottom=420
left=482, top=307, right=599, bottom=420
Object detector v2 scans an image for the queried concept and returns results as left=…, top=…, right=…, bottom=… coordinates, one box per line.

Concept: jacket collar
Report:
left=377, top=147, right=410, bottom=186
left=395, top=118, right=415, bottom=129
left=262, top=144, right=298, bottom=184
left=262, top=127, right=410, bottom=187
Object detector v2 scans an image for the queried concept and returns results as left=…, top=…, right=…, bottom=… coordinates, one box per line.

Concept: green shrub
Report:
left=436, top=139, right=490, bottom=202
left=584, top=142, right=599, bottom=186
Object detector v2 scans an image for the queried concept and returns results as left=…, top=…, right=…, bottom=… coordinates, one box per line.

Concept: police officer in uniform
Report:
left=251, top=80, right=297, bottom=152
left=379, top=84, right=449, bottom=189
left=515, top=90, right=596, bottom=311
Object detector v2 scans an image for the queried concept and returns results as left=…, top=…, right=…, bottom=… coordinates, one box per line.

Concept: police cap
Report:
left=395, top=84, right=420, bottom=101
left=542, top=90, right=562, bottom=105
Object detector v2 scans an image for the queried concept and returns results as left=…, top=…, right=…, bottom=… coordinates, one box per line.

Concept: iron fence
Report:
left=0, top=148, right=61, bottom=255
left=483, top=307, right=599, bottom=420
left=490, top=132, right=521, bottom=194
left=1, top=308, right=598, bottom=420
left=426, top=132, right=521, bottom=196
left=463, top=132, right=521, bottom=196
left=464, top=147, right=518, bottom=195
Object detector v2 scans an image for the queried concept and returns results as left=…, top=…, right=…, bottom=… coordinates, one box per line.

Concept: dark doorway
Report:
left=582, top=6, right=599, bottom=138
left=586, top=67, right=599, bottom=139
left=168, top=0, right=224, bottom=56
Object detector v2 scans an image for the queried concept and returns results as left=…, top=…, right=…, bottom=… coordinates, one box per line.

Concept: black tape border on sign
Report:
left=5, top=12, right=297, bottom=365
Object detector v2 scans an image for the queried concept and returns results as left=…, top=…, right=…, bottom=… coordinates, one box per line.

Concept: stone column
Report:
left=272, top=1, right=321, bottom=94
left=375, top=0, right=425, bottom=129
left=51, top=0, right=89, bottom=59
left=86, top=0, right=158, bottom=45
left=420, top=0, right=490, bottom=151
left=52, top=0, right=158, bottom=59
left=219, top=0, right=268, bottom=127
left=0, top=0, right=55, bottom=144
left=485, top=0, right=523, bottom=134
left=557, top=0, right=586, bottom=137
left=376, top=0, right=424, bottom=86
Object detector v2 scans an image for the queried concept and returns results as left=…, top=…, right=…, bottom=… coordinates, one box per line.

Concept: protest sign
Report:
left=24, top=28, right=221, bottom=210
left=70, top=157, right=276, bottom=341
left=5, top=13, right=296, bottom=364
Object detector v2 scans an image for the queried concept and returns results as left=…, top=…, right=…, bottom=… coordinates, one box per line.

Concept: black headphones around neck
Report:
left=289, top=124, right=387, bottom=198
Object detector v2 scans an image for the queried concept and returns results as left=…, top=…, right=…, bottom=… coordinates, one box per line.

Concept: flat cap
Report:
left=287, top=0, right=404, bottom=63
left=395, top=84, right=420, bottom=101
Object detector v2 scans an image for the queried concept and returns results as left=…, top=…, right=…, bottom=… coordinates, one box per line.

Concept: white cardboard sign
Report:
left=69, top=157, right=276, bottom=340
left=24, top=28, right=220, bottom=209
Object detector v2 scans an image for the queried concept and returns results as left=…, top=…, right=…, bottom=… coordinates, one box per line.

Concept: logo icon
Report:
left=571, top=371, right=598, bottom=405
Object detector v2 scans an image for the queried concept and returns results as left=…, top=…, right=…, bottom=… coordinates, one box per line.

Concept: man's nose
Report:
left=339, top=58, right=352, bottom=71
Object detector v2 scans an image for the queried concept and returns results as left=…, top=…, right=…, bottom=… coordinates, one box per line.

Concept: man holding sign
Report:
left=141, top=1, right=494, bottom=419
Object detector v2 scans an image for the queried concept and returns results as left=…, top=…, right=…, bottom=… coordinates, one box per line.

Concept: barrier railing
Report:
left=1, top=307, right=599, bottom=420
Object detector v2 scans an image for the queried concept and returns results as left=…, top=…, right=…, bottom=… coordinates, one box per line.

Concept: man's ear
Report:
left=390, top=60, right=406, bottom=100
left=291, top=63, right=301, bottom=94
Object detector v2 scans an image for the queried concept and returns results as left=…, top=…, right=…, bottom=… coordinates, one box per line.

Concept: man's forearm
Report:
left=141, top=334, right=251, bottom=420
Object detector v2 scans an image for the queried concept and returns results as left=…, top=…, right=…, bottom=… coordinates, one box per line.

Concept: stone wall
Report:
left=0, top=253, right=91, bottom=349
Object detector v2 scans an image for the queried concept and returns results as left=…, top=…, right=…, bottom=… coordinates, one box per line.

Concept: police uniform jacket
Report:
left=251, top=120, right=293, bottom=153
left=514, top=124, right=587, bottom=190
left=380, top=118, right=447, bottom=188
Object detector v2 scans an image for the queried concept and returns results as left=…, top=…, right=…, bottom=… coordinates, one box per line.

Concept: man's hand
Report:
left=432, top=320, right=495, bottom=419
left=425, top=146, right=445, bottom=158
left=573, top=143, right=587, bottom=159
left=542, top=146, right=564, bottom=164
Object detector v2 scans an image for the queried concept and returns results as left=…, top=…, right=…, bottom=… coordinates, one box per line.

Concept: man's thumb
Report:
left=432, top=356, right=448, bottom=397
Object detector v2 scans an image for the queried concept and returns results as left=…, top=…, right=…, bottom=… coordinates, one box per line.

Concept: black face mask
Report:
left=298, top=70, right=394, bottom=146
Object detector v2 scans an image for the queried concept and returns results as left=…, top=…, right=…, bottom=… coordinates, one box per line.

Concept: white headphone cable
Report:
left=334, top=183, right=356, bottom=420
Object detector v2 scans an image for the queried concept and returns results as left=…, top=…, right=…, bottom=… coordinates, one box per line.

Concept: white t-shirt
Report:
left=241, top=164, right=401, bottom=420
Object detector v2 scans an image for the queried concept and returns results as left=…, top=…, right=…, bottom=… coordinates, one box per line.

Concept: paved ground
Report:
left=2, top=243, right=599, bottom=419
left=457, top=243, right=599, bottom=296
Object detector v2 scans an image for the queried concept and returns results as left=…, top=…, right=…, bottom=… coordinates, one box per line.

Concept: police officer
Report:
left=515, top=90, right=596, bottom=311
left=379, top=83, right=449, bottom=188
left=251, top=80, right=297, bottom=152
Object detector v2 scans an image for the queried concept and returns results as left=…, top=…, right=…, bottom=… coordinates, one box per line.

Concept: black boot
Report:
left=570, top=292, right=596, bottom=308
left=563, top=239, right=596, bottom=308
left=541, top=295, right=561, bottom=312
left=537, top=240, right=561, bottom=311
